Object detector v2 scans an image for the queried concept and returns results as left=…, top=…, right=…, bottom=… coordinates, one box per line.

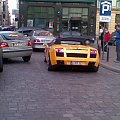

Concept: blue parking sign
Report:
left=99, top=0, right=112, bottom=22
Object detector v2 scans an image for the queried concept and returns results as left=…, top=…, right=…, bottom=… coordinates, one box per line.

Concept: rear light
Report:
left=90, top=49, right=97, bottom=54
left=0, top=42, right=9, bottom=48
left=55, top=48, right=64, bottom=53
left=56, top=48, right=64, bottom=57
left=90, top=49, right=97, bottom=58
left=34, top=39, right=40, bottom=43
left=28, top=41, right=32, bottom=46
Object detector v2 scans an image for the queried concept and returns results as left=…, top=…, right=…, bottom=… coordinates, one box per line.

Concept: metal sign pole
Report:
left=99, top=0, right=112, bottom=60
left=102, top=23, right=106, bottom=60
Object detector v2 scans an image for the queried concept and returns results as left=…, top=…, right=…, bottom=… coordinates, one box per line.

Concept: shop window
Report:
left=69, top=14, right=81, bottom=18
left=62, top=20, right=68, bottom=31
left=28, top=7, right=54, bottom=19
left=63, top=8, right=68, bottom=14
left=115, top=14, right=120, bottom=23
left=116, top=0, right=120, bottom=8
left=82, top=8, right=88, bottom=16
left=27, top=7, right=54, bottom=29
left=69, top=8, right=82, bottom=13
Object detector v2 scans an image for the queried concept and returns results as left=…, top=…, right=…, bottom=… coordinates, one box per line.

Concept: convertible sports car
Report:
left=44, top=37, right=100, bottom=72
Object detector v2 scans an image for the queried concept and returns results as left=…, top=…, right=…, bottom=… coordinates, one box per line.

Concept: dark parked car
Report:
left=0, top=40, right=3, bottom=72
left=59, top=31, right=95, bottom=45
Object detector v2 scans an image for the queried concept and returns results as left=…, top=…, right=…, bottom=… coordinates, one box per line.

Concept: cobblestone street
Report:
left=0, top=52, right=120, bottom=120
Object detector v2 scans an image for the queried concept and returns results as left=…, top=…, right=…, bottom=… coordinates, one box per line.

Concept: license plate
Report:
left=13, top=43, right=23, bottom=47
left=35, top=45, right=44, bottom=48
left=70, top=61, right=82, bottom=65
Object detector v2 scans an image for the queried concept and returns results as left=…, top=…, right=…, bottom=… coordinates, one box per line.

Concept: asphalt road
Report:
left=0, top=52, right=120, bottom=120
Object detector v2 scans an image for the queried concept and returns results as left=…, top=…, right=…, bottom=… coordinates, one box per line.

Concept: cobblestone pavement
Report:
left=0, top=52, right=120, bottom=120
left=100, top=46, right=120, bottom=73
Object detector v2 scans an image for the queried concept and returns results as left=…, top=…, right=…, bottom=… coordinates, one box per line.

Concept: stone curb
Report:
left=100, top=62, right=120, bottom=73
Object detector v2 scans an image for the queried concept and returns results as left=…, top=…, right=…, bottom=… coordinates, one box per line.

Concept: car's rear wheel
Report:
left=91, top=65, right=99, bottom=72
left=22, top=56, right=31, bottom=62
left=0, top=58, right=3, bottom=72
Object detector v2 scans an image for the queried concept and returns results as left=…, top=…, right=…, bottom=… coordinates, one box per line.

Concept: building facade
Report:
left=96, top=0, right=120, bottom=35
left=19, top=0, right=96, bottom=36
left=0, top=0, right=2, bottom=25
left=0, top=0, right=10, bottom=26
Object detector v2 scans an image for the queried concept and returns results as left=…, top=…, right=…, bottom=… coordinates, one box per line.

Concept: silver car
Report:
left=28, top=30, right=56, bottom=50
left=0, top=31, right=33, bottom=62
left=0, top=42, right=3, bottom=72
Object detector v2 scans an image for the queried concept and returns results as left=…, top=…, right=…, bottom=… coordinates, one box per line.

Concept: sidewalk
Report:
left=100, top=46, right=120, bottom=73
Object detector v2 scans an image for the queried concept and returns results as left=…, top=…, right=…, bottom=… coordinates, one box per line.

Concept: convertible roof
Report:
left=54, top=37, right=84, bottom=44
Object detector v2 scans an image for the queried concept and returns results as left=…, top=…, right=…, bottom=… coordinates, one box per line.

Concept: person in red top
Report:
left=103, top=28, right=110, bottom=52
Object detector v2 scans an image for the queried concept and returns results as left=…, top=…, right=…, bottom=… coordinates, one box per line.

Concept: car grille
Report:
left=67, top=53, right=87, bottom=58
left=90, top=54, right=96, bottom=58
left=56, top=52, right=64, bottom=57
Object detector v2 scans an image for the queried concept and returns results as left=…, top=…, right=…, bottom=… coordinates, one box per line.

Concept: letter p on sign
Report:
left=101, top=1, right=111, bottom=14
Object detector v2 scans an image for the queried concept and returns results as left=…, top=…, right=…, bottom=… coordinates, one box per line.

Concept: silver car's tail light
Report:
left=34, top=39, right=40, bottom=43
left=28, top=41, right=32, bottom=46
left=0, top=42, right=9, bottom=48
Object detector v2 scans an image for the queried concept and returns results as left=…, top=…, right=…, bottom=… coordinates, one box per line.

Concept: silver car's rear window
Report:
left=34, top=31, right=53, bottom=36
left=1, top=33, right=27, bottom=40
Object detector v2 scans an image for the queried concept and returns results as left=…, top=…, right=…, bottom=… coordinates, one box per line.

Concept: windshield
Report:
left=34, top=31, right=53, bottom=36
left=1, top=33, right=27, bottom=40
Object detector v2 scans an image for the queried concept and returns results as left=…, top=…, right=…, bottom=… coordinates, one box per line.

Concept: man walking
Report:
left=114, top=25, right=120, bottom=62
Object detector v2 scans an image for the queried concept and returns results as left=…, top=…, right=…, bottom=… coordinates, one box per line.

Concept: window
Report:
left=116, top=0, right=120, bottom=8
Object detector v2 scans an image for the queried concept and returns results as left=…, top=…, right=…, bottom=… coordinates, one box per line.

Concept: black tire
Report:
left=0, top=58, right=3, bottom=72
left=48, top=56, right=54, bottom=71
left=22, top=56, right=31, bottom=62
left=3, top=58, right=8, bottom=62
left=91, top=65, right=99, bottom=72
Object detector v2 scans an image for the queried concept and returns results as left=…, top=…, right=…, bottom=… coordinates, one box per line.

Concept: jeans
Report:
left=116, top=44, right=120, bottom=61
left=101, top=41, right=108, bottom=52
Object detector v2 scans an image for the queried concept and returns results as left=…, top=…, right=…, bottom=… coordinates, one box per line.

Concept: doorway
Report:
left=70, top=20, right=81, bottom=32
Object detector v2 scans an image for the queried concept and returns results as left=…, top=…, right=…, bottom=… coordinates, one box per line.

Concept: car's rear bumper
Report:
left=33, top=43, right=45, bottom=49
left=50, top=57, right=99, bottom=67
left=3, top=48, right=32, bottom=58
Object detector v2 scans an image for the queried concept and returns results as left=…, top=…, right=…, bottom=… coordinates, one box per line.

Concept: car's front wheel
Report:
left=0, top=58, right=3, bottom=72
left=22, top=56, right=31, bottom=62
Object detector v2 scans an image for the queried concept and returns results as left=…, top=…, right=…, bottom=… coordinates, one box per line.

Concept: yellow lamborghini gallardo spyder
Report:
left=44, top=37, right=100, bottom=72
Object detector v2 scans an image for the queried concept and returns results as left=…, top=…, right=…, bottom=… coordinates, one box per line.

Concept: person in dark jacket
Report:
left=114, top=25, right=120, bottom=62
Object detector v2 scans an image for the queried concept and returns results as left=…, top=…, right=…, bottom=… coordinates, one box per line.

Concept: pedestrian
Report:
left=113, top=24, right=120, bottom=62
left=103, top=28, right=110, bottom=52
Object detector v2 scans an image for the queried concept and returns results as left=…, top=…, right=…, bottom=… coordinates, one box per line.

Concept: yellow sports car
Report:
left=44, top=37, right=100, bottom=72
